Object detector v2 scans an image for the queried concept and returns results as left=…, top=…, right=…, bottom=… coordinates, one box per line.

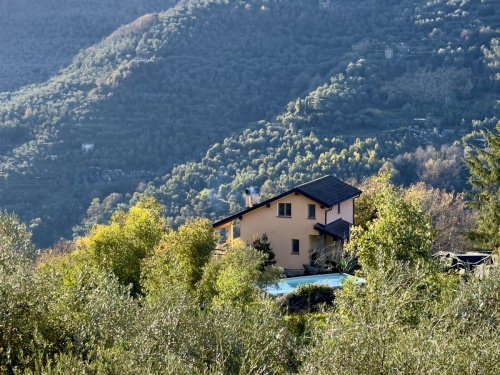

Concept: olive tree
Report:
left=78, top=196, right=167, bottom=293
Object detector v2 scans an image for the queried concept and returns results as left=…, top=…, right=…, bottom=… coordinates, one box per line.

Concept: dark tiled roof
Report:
left=295, top=175, right=361, bottom=207
left=314, top=219, right=351, bottom=240
left=213, top=175, right=361, bottom=228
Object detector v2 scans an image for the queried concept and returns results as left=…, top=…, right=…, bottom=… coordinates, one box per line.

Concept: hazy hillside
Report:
left=0, top=0, right=175, bottom=91
left=0, top=0, right=498, bottom=246
left=81, top=66, right=486, bottom=235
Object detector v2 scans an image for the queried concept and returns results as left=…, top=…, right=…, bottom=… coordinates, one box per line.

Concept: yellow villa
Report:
left=213, top=175, right=362, bottom=275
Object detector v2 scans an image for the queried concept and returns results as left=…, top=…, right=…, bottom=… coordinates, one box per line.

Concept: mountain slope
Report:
left=0, top=0, right=176, bottom=91
left=80, top=65, right=469, bottom=233
left=0, top=0, right=498, bottom=246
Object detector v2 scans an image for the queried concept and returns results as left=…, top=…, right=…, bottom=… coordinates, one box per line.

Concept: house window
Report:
left=278, top=203, right=292, bottom=217
left=337, top=203, right=341, bottom=214
left=292, top=239, right=300, bottom=253
left=308, top=204, right=316, bottom=219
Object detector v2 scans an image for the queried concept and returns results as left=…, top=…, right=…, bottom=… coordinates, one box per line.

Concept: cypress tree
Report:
left=466, top=122, right=500, bottom=252
left=252, top=233, right=277, bottom=269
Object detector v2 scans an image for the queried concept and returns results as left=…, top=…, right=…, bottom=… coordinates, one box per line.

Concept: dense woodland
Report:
left=0, top=0, right=175, bottom=91
left=0, top=0, right=498, bottom=246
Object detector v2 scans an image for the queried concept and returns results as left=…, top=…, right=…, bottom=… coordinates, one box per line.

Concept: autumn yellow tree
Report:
left=79, top=196, right=167, bottom=293
left=142, top=218, right=215, bottom=299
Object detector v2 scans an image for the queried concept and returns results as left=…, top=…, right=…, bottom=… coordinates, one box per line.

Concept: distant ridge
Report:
left=0, top=0, right=498, bottom=246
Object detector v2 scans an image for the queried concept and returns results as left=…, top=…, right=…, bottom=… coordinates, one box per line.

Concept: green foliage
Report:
left=347, top=179, right=434, bottom=273
left=203, top=302, right=296, bottom=374
left=466, top=121, right=500, bottom=252
left=284, top=312, right=328, bottom=340
left=0, top=0, right=175, bottom=91
left=79, top=196, right=166, bottom=293
left=29, top=353, right=91, bottom=375
left=34, top=261, right=139, bottom=366
left=213, top=245, right=266, bottom=306
left=252, top=233, right=276, bottom=269
left=383, top=67, right=473, bottom=105
left=354, top=172, right=391, bottom=229
left=0, top=210, right=37, bottom=259
left=138, top=289, right=296, bottom=374
left=0, top=212, right=39, bottom=371
left=142, top=218, right=215, bottom=297
left=299, top=264, right=497, bottom=375
left=130, top=124, right=406, bottom=230
left=357, top=174, right=476, bottom=254
left=196, top=242, right=282, bottom=307
left=278, top=285, right=336, bottom=314
left=1, top=198, right=498, bottom=374
left=0, top=238, right=39, bottom=371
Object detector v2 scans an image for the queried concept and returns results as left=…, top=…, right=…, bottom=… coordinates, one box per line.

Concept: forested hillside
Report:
left=84, top=91, right=495, bottom=234
left=0, top=0, right=175, bottom=91
left=0, top=0, right=498, bottom=246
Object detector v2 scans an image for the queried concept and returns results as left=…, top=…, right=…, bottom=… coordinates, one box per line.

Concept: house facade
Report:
left=213, top=176, right=361, bottom=274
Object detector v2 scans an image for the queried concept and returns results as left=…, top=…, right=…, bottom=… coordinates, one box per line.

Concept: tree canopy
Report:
left=346, top=178, right=434, bottom=274
left=466, top=121, right=500, bottom=252
left=78, top=196, right=166, bottom=293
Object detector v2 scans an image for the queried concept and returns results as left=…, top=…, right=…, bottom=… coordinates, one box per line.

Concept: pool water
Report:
left=263, top=273, right=362, bottom=296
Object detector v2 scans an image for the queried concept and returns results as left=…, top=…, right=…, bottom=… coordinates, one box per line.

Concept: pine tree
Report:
left=252, top=233, right=276, bottom=269
left=466, top=121, right=500, bottom=252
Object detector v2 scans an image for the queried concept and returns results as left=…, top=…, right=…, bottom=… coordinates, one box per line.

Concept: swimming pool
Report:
left=263, top=273, right=363, bottom=296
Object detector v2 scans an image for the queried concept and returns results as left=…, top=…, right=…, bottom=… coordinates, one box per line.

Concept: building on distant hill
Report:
left=81, top=143, right=95, bottom=152
left=384, top=47, right=394, bottom=59
left=213, top=176, right=362, bottom=275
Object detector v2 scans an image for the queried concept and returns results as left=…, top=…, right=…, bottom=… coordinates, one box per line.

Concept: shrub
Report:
left=299, top=264, right=498, bottom=375
left=277, top=285, right=336, bottom=314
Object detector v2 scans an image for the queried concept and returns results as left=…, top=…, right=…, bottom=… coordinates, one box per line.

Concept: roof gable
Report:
left=295, top=175, right=361, bottom=207
left=213, top=190, right=293, bottom=228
